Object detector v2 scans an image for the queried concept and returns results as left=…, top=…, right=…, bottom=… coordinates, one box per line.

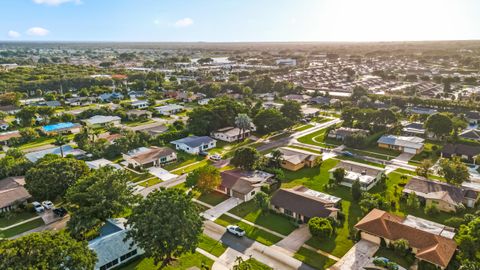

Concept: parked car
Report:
left=226, top=225, right=245, bottom=237
left=53, top=207, right=68, bottom=217
left=42, top=201, right=54, bottom=210
left=32, top=201, right=45, bottom=213
left=342, top=151, right=354, bottom=157
left=209, top=154, right=222, bottom=161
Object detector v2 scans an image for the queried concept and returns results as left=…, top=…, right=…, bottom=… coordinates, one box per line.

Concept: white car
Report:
left=226, top=225, right=245, bottom=237
left=42, top=201, right=54, bottom=210
left=209, top=154, right=222, bottom=161
left=32, top=201, right=45, bottom=213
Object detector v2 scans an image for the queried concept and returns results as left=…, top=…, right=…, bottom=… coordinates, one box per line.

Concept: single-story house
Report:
left=155, top=104, right=185, bottom=115
left=130, top=100, right=149, bottom=109
left=355, top=209, right=457, bottom=269
left=262, top=101, right=283, bottom=109
left=134, top=124, right=168, bottom=136
left=211, top=127, right=251, bottom=142
left=0, top=176, right=31, bottom=213
left=89, top=218, right=144, bottom=270
left=282, top=94, right=311, bottom=103
left=128, top=91, right=145, bottom=99
left=0, top=119, right=9, bottom=131
left=98, top=92, right=124, bottom=102
left=122, top=146, right=176, bottom=168
left=218, top=169, right=275, bottom=201
left=25, top=145, right=87, bottom=163
left=0, top=105, right=21, bottom=115
left=309, top=96, right=331, bottom=106
left=86, top=158, right=123, bottom=170
left=328, top=127, right=369, bottom=141
left=377, top=135, right=425, bottom=154
left=83, top=115, right=122, bottom=127
left=126, top=110, right=152, bottom=120
left=406, top=106, right=438, bottom=115
left=270, top=186, right=341, bottom=223
left=171, top=136, right=216, bottom=155
left=0, top=130, right=21, bottom=145
left=464, top=111, right=480, bottom=125
left=403, top=177, right=478, bottom=212
left=301, top=107, right=320, bottom=118
left=441, top=143, right=480, bottom=163
left=329, top=160, right=386, bottom=190
left=275, top=147, right=321, bottom=171
left=459, top=129, right=480, bottom=142
left=65, top=97, right=96, bottom=106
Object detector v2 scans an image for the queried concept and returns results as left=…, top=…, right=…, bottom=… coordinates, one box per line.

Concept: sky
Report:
left=2, top=0, right=480, bottom=42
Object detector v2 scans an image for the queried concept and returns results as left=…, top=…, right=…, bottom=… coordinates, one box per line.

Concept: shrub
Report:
left=444, top=217, right=465, bottom=228
left=308, top=217, right=333, bottom=239
left=425, top=203, right=440, bottom=215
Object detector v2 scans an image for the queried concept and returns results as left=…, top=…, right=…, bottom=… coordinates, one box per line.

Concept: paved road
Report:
left=204, top=221, right=316, bottom=270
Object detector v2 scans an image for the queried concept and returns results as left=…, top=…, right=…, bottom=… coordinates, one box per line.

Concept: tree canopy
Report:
left=425, top=113, right=453, bottom=138
left=231, top=147, right=260, bottom=171
left=185, top=165, right=221, bottom=193
left=439, top=157, right=470, bottom=185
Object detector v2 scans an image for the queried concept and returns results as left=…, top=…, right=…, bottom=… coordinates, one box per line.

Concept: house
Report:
left=377, top=135, right=425, bottom=154
left=134, top=124, right=168, bottom=136
left=128, top=91, right=145, bottom=99
left=262, top=101, right=283, bottom=109
left=41, top=122, right=82, bottom=135
left=130, top=100, right=149, bottom=109
left=282, top=94, right=311, bottom=103
left=98, top=92, right=124, bottom=102
left=328, top=127, right=369, bottom=141
left=97, top=132, right=123, bottom=144
left=211, top=127, right=251, bottom=142
left=171, top=136, right=216, bottom=155
left=403, top=177, right=478, bottom=212
left=0, top=176, right=31, bottom=213
left=0, top=130, right=21, bottom=145
left=329, top=160, right=386, bottom=190
left=275, top=147, right=321, bottom=171
left=198, top=98, right=213, bottom=105
left=355, top=209, right=457, bottom=269
left=218, top=169, right=275, bottom=201
left=65, top=97, right=96, bottom=106
left=86, top=158, right=123, bottom=170
left=309, top=96, right=331, bottom=106
left=0, top=119, right=9, bottom=131
left=126, top=110, right=152, bottom=120
left=83, top=115, right=121, bottom=127
left=407, top=106, right=438, bottom=115
left=301, top=107, right=320, bottom=118
left=459, top=129, right=480, bottom=141
left=36, top=100, right=62, bottom=107
left=89, top=218, right=144, bottom=270
left=270, top=186, right=340, bottom=223
left=0, top=105, right=21, bottom=114
left=402, top=122, right=428, bottom=137
left=122, top=146, right=176, bottom=168
left=25, top=145, right=87, bottom=163
left=155, top=104, right=185, bottom=115
left=276, top=58, right=297, bottom=66
left=464, top=111, right=480, bottom=125
left=441, top=143, right=480, bottom=163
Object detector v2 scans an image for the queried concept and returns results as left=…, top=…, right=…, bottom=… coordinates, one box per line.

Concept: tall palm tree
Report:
left=54, top=135, right=69, bottom=157
left=235, top=113, right=252, bottom=142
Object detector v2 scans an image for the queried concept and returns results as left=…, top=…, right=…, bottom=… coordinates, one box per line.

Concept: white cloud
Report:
left=26, top=27, right=50, bottom=36
left=7, top=30, right=21, bottom=38
left=174, top=18, right=194, bottom=28
left=32, top=0, right=81, bottom=6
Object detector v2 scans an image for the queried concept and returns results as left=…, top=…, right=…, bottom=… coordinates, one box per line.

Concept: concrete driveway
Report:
left=391, top=153, right=414, bottom=164
left=273, top=225, right=311, bottom=255
left=202, top=197, right=242, bottom=221
left=329, top=240, right=379, bottom=270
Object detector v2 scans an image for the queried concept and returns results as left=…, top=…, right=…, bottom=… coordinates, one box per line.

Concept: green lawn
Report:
left=214, top=214, right=282, bottom=246
left=0, top=218, right=45, bottom=238
left=294, top=124, right=314, bottom=132
left=125, top=170, right=153, bottom=183
left=18, top=134, right=75, bottom=151
left=123, top=119, right=156, bottom=127
left=0, top=211, right=38, bottom=228
left=171, top=159, right=211, bottom=174
left=297, top=128, right=336, bottom=148
left=229, top=200, right=298, bottom=235
left=195, top=191, right=229, bottom=206
left=336, top=155, right=386, bottom=168
left=116, top=253, right=213, bottom=270
left=198, top=234, right=227, bottom=257
left=286, top=145, right=323, bottom=155
left=410, top=140, right=443, bottom=164
left=345, top=146, right=400, bottom=161
left=138, top=177, right=162, bottom=187
left=163, top=152, right=205, bottom=171
left=394, top=168, right=445, bottom=181
left=293, top=247, right=336, bottom=270
left=242, top=259, right=272, bottom=269
left=374, top=247, right=414, bottom=269
left=281, top=158, right=339, bottom=190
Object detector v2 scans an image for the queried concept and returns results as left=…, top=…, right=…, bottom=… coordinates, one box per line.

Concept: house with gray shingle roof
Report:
left=171, top=136, right=216, bottom=155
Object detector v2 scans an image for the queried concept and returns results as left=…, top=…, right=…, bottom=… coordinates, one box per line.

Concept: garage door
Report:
left=404, top=147, right=417, bottom=154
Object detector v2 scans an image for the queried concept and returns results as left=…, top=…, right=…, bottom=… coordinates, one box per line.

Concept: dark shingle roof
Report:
left=441, top=143, right=480, bottom=157
left=270, top=188, right=337, bottom=218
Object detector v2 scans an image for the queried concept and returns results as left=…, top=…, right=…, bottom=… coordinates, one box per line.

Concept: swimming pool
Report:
left=42, top=122, right=78, bottom=132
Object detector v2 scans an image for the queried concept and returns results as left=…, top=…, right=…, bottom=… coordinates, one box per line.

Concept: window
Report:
left=120, top=249, right=138, bottom=261
left=99, top=259, right=119, bottom=270
left=160, top=157, right=166, bottom=162
left=250, top=191, right=255, bottom=196
left=284, top=209, right=293, bottom=216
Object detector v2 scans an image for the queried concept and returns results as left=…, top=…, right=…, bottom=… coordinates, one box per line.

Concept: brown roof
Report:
left=404, top=177, right=478, bottom=205
left=270, top=187, right=338, bottom=218
left=0, top=130, right=21, bottom=142
left=355, top=209, right=457, bottom=268
left=220, top=169, right=273, bottom=195
left=0, top=177, right=31, bottom=209
left=98, top=132, right=122, bottom=142
left=130, top=147, right=175, bottom=165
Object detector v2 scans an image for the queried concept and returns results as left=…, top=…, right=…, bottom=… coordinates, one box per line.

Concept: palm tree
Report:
left=235, top=113, right=252, bottom=142
left=54, top=135, right=69, bottom=157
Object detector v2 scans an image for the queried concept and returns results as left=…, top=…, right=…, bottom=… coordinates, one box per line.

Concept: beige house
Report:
left=377, top=135, right=424, bottom=154
left=275, top=147, right=321, bottom=171
left=0, top=177, right=31, bottom=213
left=123, top=146, right=176, bottom=168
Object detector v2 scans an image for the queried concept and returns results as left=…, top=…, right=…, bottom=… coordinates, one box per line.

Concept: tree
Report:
left=439, top=157, right=470, bottom=185
left=456, top=217, right=480, bottom=261
left=231, top=147, right=259, bottom=171
left=351, top=86, right=368, bottom=100
left=254, top=191, right=270, bottom=211
left=185, top=165, right=221, bottom=193
left=126, top=189, right=203, bottom=267
left=235, top=113, right=252, bottom=141
left=0, top=231, right=96, bottom=270
left=308, top=217, right=334, bottom=239
left=280, top=100, right=302, bottom=123
left=416, top=159, right=433, bottom=178
left=268, top=149, right=283, bottom=168
left=392, top=239, right=410, bottom=256
left=406, top=192, right=420, bottom=210
left=359, top=193, right=389, bottom=214
left=0, top=148, right=32, bottom=179
left=25, top=156, right=90, bottom=200
left=253, top=108, right=289, bottom=134
left=351, top=180, right=362, bottom=201
left=332, top=168, right=345, bottom=185
left=53, top=135, right=69, bottom=157
left=65, top=167, right=138, bottom=239
left=425, top=113, right=453, bottom=138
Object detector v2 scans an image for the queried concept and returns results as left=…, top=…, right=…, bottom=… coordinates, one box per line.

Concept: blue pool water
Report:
left=42, top=122, right=77, bottom=132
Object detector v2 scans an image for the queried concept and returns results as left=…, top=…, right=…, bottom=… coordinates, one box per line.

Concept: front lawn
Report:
left=410, top=140, right=443, bottom=164
left=125, top=170, right=153, bottom=183
left=293, top=247, right=336, bottom=270
left=0, top=211, right=38, bottom=228
left=229, top=200, right=297, bottom=236
left=336, top=155, right=386, bottom=168
left=345, top=146, right=400, bottom=161
left=394, top=168, right=445, bottom=181
left=198, top=234, right=227, bottom=257
left=294, top=124, right=314, bottom=132
left=138, top=177, right=162, bottom=187
left=297, top=128, right=337, bottom=148
left=286, top=145, right=323, bottom=154
left=242, top=259, right=272, bottom=269
left=116, top=253, right=213, bottom=270
left=195, top=191, right=229, bottom=206
left=281, top=158, right=339, bottom=190
left=163, top=152, right=205, bottom=171
left=0, top=218, right=45, bottom=238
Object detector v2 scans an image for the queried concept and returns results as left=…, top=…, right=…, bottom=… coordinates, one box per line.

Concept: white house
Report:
left=86, top=159, right=123, bottom=170
left=377, top=135, right=425, bottom=154
left=83, top=115, right=122, bottom=127
left=155, top=104, right=184, bottom=115
left=211, top=127, right=251, bottom=142
left=171, top=136, right=216, bottom=154
left=130, top=100, right=149, bottom=109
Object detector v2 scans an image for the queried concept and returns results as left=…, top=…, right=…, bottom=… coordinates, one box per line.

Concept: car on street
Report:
left=209, top=154, right=222, bottom=161
left=42, top=201, right=54, bottom=210
left=226, top=225, right=245, bottom=237
left=53, top=207, right=68, bottom=217
left=32, top=201, right=45, bottom=213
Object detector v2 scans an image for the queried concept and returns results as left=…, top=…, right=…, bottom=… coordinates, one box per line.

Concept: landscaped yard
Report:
left=198, top=234, right=227, bottom=257
left=242, top=258, right=272, bottom=269
left=123, top=119, right=156, bottom=127
left=195, top=191, right=229, bottom=206
left=163, top=152, right=205, bottom=171
left=336, top=155, right=386, bottom=168
left=0, top=218, right=45, bottom=238
left=116, top=252, right=213, bottom=270
left=125, top=170, right=153, bottom=183
left=281, top=158, right=339, bottom=190
left=409, top=140, right=443, bottom=164
left=374, top=247, right=414, bottom=269
left=0, top=211, right=38, bottom=228
left=294, top=124, right=314, bottom=132
left=297, top=128, right=340, bottom=148
left=286, top=145, right=323, bottom=154
left=293, top=247, right=336, bottom=270
left=394, top=168, right=445, bottom=181
left=138, top=177, right=162, bottom=187
left=345, top=146, right=401, bottom=161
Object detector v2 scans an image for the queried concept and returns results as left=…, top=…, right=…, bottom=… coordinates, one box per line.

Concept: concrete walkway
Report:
left=273, top=225, right=311, bottom=255
left=202, top=197, right=242, bottom=221
left=329, top=240, right=379, bottom=270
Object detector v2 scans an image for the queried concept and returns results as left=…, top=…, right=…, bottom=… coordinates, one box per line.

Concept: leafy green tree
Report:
left=0, top=148, right=32, bottom=179
left=359, top=193, right=389, bottom=214
left=416, top=159, right=433, bottom=178
left=254, top=191, right=270, bottom=211
left=25, top=156, right=90, bottom=200
left=439, top=157, right=470, bottom=185
left=351, top=86, right=368, bottom=100
left=65, top=167, right=138, bottom=239
left=268, top=149, right=283, bottom=168
left=392, top=239, right=410, bottom=256
left=0, top=231, right=96, bottom=270
left=308, top=217, right=334, bottom=239
left=280, top=100, right=302, bottom=123
left=235, top=113, right=252, bottom=141
left=351, top=180, right=362, bottom=201
left=253, top=108, right=289, bottom=134
left=126, top=189, right=203, bottom=267
left=425, top=113, right=453, bottom=138
left=231, top=147, right=260, bottom=171
left=332, top=168, right=345, bottom=185
left=406, top=192, right=420, bottom=210
left=185, top=165, right=221, bottom=193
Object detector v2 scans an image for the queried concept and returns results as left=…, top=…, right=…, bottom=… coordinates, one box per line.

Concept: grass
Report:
left=293, top=247, right=336, bottom=270
left=198, top=234, right=227, bottom=257
left=123, top=119, right=156, bottom=127
left=410, top=140, right=443, bottom=163
left=242, top=259, right=272, bottom=269
left=116, top=253, right=213, bottom=270
left=195, top=191, right=229, bottom=206
left=281, top=158, right=339, bottom=190
left=138, top=177, right=162, bottom=187
left=345, top=147, right=400, bottom=161
left=374, top=247, right=414, bottom=269
left=294, top=124, right=314, bottom=132
left=286, top=145, right=323, bottom=155
left=229, top=200, right=298, bottom=236
left=171, top=159, right=210, bottom=174
left=336, top=155, right=386, bottom=168
left=0, top=218, right=45, bottom=238
left=18, top=134, right=75, bottom=151
left=125, top=170, right=153, bottom=183
left=163, top=152, right=205, bottom=171
left=214, top=214, right=282, bottom=246
left=394, top=168, right=445, bottom=181
left=297, top=128, right=334, bottom=148
left=0, top=211, right=38, bottom=228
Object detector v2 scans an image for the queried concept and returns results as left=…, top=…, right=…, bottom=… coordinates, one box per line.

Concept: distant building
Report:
left=406, top=106, right=438, bottom=115
left=276, top=58, right=297, bottom=66
left=211, top=127, right=251, bottom=142
left=155, top=104, right=185, bottom=116
left=441, top=143, right=480, bottom=164
left=130, top=100, right=149, bottom=109
left=83, top=115, right=121, bottom=127
left=459, top=129, right=480, bottom=142
left=402, top=122, right=428, bottom=137
left=98, top=92, right=124, bottom=102
left=25, top=145, right=87, bottom=163
left=464, top=111, right=480, bottom=125
left=275, top=147, right=321, bottom=171
left=86, top=159, right=123, bottom=170
left=328, top=127, right=369, bottom=141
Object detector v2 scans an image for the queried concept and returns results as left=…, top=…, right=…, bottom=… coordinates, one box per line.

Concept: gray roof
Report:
left=377, top=135, right=424, bottom=149
left=171, top=136, right=216, bottom=148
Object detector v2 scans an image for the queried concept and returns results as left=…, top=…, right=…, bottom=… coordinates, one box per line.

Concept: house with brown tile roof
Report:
left=270, top=186, right=340, bottom=223
left=218, top=169, right=275, bottom=202
left=0, top=130, right=21, bottom=145
left=275, top=147, right=322, bottom=171
left=0, top=176, right=31, bottom=213
left=355, top=209, right=457, bottom=269
left=122, top=146, right=176, bottom=168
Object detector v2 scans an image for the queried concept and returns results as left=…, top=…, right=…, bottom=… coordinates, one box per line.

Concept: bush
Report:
left=425, top=203, right=440, bottom=215
left=444, top=217, right=465, bottom=228
left=308, top=217, right=333, bottom=239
